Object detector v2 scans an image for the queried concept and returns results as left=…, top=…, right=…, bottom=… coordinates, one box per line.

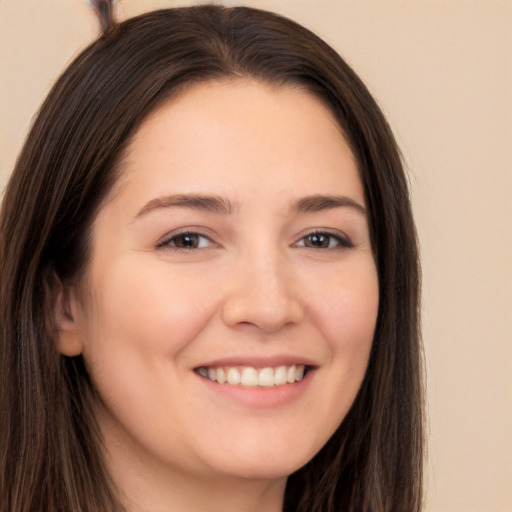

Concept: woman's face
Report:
left=60, top=80, right=379, bottom=485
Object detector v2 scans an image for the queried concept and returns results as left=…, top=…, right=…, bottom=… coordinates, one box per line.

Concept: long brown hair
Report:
left=0, top=5, right=423, bottom=511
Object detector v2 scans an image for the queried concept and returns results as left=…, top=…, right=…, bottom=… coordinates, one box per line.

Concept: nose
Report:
left=221, top=248, right=304, bottom=333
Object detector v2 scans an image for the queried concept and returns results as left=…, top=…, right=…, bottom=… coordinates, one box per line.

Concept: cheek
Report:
left=306, top=258, right=379, bottom=402
left=86, top=257, right=219, bottom=353
left=78, top=257, right=224, bottom=404
left=311, top=258, right=379, bottom=352
left=77, top=259, right=224, bottom=456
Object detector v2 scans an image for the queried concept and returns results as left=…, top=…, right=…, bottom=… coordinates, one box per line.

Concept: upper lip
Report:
left=195, top=354, right=319, bottom=369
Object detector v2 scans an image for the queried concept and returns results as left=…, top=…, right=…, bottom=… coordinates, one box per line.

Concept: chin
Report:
left=201, top=442, right=319, bottom=481
left=219, top=460, right=304, bottom=481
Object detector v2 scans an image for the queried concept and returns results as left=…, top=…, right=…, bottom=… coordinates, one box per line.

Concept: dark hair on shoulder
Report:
left=0, top=5, right=423, bottom=511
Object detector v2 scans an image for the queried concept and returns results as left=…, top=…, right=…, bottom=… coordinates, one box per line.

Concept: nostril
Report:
left=221, top=293, right=303, bottom=332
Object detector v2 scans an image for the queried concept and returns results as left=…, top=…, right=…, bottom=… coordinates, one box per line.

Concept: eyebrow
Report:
left=135, top=194, right=235, bottom=218
left=292, top=195, right=366, bottom=216
left=135, top=193, right=366, bottom=219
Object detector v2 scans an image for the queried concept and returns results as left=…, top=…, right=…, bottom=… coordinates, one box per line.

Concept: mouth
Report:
left=195, top=364, right=310, bottom=388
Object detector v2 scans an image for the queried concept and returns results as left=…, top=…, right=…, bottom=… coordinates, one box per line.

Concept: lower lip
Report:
left=197, top=370, right=314, bottom=409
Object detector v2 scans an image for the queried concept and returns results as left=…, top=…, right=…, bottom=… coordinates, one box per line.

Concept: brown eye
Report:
left=305, top=233, right=330, bottom=248
left=173, top=233, right=201, bottom=249
left=157, top=232, right=213, bottom=250
left=297, top=232, right=353, bottom=249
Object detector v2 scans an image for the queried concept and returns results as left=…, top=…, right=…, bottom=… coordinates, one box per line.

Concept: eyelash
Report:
left=157, top=231, right=215, bottom=250
left=157, top=230, right=353, bottom=251
left=294, top=231, right=354, bottom=250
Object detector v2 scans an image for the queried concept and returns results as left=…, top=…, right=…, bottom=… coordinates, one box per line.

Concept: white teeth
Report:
left=216, top=367, right=226, bottom=384
left=227, top=367, right=241, bottom=385
left=274, top=365, right=288, bottom=386
left=287, top=364, right=297, bottom=383
left=258, top=367, right=275, bottom=387
left=199, top=364, right=307, bottom=387
left=241, top=367, right=258, bottom=387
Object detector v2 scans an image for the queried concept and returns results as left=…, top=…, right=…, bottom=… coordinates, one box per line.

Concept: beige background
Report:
left=1, top=1, right=511, bottom=510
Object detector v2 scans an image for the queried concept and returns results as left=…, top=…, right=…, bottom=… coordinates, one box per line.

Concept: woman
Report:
left=0, top=3, right=423, bottom=511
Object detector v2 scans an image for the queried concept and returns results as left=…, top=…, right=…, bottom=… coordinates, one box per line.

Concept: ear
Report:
left=53, top=275, right=84, bottom=357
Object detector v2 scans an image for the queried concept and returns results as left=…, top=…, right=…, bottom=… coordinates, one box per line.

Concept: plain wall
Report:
left=1, top=1, right=511, bottom=510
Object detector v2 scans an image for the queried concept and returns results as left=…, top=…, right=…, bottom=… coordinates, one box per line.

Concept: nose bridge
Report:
left=221, top=241, right=303, bottom=332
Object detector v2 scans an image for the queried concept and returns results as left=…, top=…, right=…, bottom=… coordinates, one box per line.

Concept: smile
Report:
left=197, top=364, right=307, bottom=387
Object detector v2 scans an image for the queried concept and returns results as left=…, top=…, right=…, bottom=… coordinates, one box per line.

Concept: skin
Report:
left=56, top=79, right=379, bottom=512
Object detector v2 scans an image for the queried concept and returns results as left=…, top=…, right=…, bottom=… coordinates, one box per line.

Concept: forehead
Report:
left=110, top=79, right=363, bottom=209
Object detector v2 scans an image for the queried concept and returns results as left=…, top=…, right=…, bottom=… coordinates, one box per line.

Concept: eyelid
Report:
left=293, top=229, right=354, bottom=249
left=156, top=228, right=217, bottom=250
left=155, top=227, right=353, bottom=251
